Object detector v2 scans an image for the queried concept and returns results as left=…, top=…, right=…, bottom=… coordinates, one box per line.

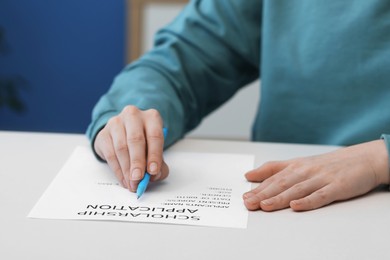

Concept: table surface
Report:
left=1, top=131, right=389, bottom=260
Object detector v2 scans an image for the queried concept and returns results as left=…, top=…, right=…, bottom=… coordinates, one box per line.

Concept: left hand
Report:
left=243, top=139, right=389, bottom=212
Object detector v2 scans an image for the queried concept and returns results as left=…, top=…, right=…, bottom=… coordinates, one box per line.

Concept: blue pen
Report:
left=136, top=128, right=168, bottom=199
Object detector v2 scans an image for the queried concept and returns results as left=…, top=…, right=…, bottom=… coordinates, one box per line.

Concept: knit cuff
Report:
left=90, top=125, right=106, bottom=163
left=380, top=134, right=390, bottom=186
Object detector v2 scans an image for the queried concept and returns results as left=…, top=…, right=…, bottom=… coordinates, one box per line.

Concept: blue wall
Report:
left=0, top=0, right=125, bottom=133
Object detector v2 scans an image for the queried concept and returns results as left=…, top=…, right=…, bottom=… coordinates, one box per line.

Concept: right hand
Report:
left=93, top=105, right=169, bottom=192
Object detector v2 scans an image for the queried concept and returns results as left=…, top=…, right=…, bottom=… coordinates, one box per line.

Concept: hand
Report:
left=93, top=105, right=169, bottom=192
left=243, top=140, right=389, bottom=212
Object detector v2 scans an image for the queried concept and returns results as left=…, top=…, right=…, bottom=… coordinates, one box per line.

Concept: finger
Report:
left=150, top=160, right=170, bottom=182
left=96, top=129, right=126, bottom=188
left=243, top=166, right=311, bottom=211
left=259, top=178, right=327, bottom=211
left=243, top=164, right=299, bottom=202
left=143, top=109, right=164, bottom=177
left=108, top=117, right=132, bottom=189
left=245, top=160, right=288, bottom=182
left=290, top=184, right=336, bottom=211
left=122, top=107, right=146, bottom=192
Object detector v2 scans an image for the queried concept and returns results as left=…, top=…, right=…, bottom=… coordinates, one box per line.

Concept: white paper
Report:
left=28, top=146, right=254, bottom=229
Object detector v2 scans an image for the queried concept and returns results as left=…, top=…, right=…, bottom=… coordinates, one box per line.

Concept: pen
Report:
left=136, top=127, right=168, bottom=199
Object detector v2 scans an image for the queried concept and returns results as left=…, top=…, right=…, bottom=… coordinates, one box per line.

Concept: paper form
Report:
left=28, top=146, right=254, bottom=229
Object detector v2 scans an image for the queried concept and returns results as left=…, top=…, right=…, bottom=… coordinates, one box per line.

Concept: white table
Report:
left=1, top=131, right=389, bottom=259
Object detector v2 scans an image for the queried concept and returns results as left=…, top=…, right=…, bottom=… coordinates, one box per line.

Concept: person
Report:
left=87, top=0, right=390, bottom=212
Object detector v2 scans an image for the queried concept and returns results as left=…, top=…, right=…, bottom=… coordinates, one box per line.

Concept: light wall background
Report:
left=141, top=2, right=260, bottom=140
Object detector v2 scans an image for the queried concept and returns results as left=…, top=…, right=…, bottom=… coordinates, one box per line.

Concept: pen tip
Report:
left=137, top=196, right=140, bottom=199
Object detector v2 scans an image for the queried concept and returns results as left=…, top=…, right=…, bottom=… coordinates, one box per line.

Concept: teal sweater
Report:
left=87, top=0, right=390, bottom=158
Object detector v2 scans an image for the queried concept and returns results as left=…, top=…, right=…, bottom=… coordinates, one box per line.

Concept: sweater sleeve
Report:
left=86, top=0, right=262, bottom=147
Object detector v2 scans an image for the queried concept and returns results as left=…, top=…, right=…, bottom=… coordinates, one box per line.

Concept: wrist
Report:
left=352, top=139, right=390, bottom=186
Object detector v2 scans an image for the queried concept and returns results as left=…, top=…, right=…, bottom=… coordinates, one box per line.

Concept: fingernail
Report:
left=129, top=182, right=136, bottom=192
left=261, top=200, right=273, bottom=206
left=245, top=196, right=258, bottom=205
left=149, top=162, right=158, bottom=174
left=243, top=192, right=254, bottom=199
left=291, top=200, right=301, bottom=206
left=131, top=168, right=143, bottom=180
